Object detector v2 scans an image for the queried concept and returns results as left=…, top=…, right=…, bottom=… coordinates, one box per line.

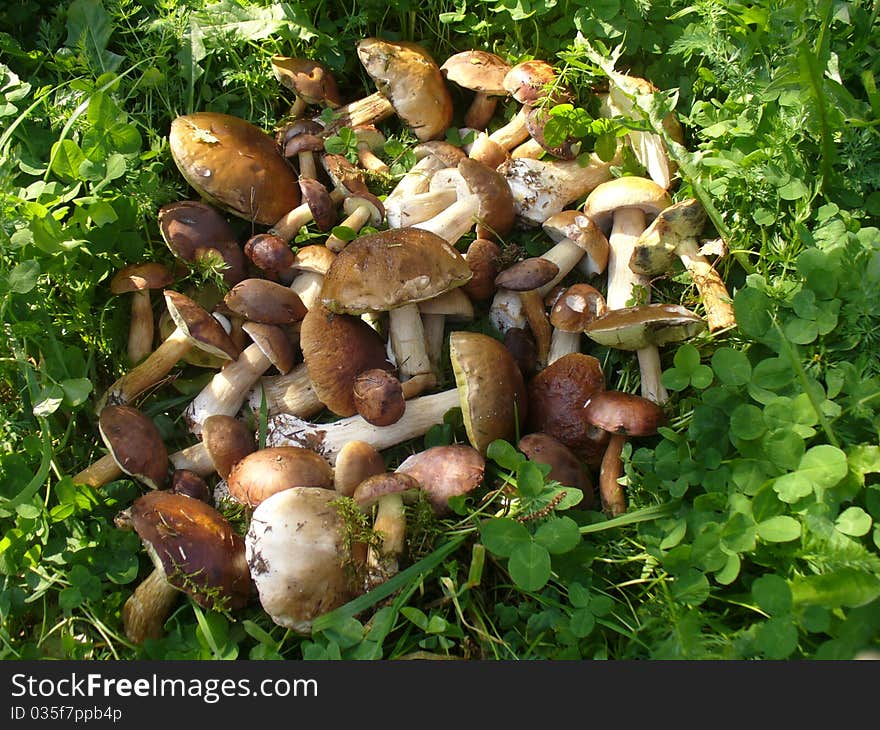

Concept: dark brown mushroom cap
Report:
left=110, top=262, right=174, bottom=295
left=517, top=432, right=594, bottom=508
left=352, top=368, right=406, bottom=427
left=157, top=200, right=247, bottom=286
left=526, top=352, right=607, bottom=458
left=241, top=321, right=296, bottom=375
left=300, top=304, right=393, bottom=417
left=503, top=327, right=538, bottom=379
left=129, top=490, right=251, bottom=611
left=170, top=469, right=212, bottom=503
left=503, top=59, right=568, bottom=106
left=284, top=133, right=325, bottom=157
left=321, top=228, right=472, bottom=315
left=550, top=283, right=607, bottom=332
left=356, top=38, right=453, bottom=141
left=440, top=50, right=511, bottom=95
left=583, top=303, right=706, bottom=350
left=243, top=233, right=295, bottom=275
left=352, top=472, right=422, bottom=509
left=629, top=198, right=708, bottom=276
left=494, top=257, right=560, bottom=291
left=271, top=56, right=342, bottom=107
left=201, top=415, right=255, bottom=481
left=298, top=178, right=338, bottom=232
left=223, top=279, right=307, bottom=325
left=168, top=112, right=300, bottom=226
left=582, top=390, right=667, bottom=437
left=395, top=444, right=486, bottom=513
left=462, top=238, right=502, bottom=302
left=164, top=290, right=240, bottom=361
left=449, top=331, right=528, bottom=455
left=98, top=405, right=169, bottom=490
left=333, top=441, right=386, bottom=497
left=226, top=446, right=334, bottom=507
left=322, top=154, right=370, bottom=196
left=457, top=157, right=515, bottom=240
left=279, top=118, right=326, bottom=140
left=525, top=105, right=579, bottom=160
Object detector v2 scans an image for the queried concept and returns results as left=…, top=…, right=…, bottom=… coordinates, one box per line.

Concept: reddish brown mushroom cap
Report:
left=550, top=283, right=608, bottom=332
left=457, top=157, right=516, bottom=241
left=98, top=405, right=169, bottom=490
left=241, top=321, right=297, bottom=375
left=226, top=446, right=334, bottom=507
left=395, top=444, right=486, bottom=513
left=353, top=368, right=406, bottom=427
left=518, top=432, right=594, bottom=509
left=272, top=56, right=342, bottom=108
left=128, top=490, right=251, bottom=611
left=201, top=415, right=255, bottom=481
left=223, top=279, right=308, bottom=325
left=495, top=257, right=560, bottom=291
left=441, top=50, right=511, bottom=96
left=110, top=263, right=174, bottom=295
left=503, top=59, right=569, bottom=106
left=170, top=469, right=212, bottom=502
left=352, top=472, right=422, bottom=509
left=243, top=233, right=295, bottom=276
left=462, top=238, right=502, bottom=302
left=298, top=177, right=338, bottom=232
left=582, top=390, right=667, bottom=437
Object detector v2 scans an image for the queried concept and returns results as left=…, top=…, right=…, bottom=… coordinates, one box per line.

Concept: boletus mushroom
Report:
left=110, top=262, right=174, bottom=365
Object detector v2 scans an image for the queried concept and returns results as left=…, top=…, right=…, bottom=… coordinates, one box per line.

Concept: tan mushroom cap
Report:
left=457, top=157, right=516, bottom=240
left=164, top=290, right=240, bottom=361
left=321, top=228, right=472, bottom=315
left=582, top=176, right=672, bottom=233
left=322, top=154, right=371, bottom=196
left=271, top=56, right=342, bottom=107
left=542, top=209, right=610, bottom=275
left=201, top=414, right=255, bottom=481
left=517, top=432, right=594, bottom=508
left=395, top=444, right=486, bottom=514
left=583, top=303, right=706, bottom=350
left=290, top=244, right=337, bottom=275
left=110, top=262, right=174, bottom=294
left=129, top=490, right=251, bottom=611
left=550, top=283, right=607, bottom=332
left=168, top=112, right=300, bottom=225
left=300, top=304, right=393, bottom=417
left=441, top=50, right=511, bottom=94
left=333, top=440, right=386, bottom=497
left=629, top=198, right=708, bottom=276
left=352, top=124, right=386, bottom=150
left=226, top=445, right=334, bottom=507
left=223, top=279, right=307, bottom=325
left=449, top=330, right=528, bottom=455
left=503, top=59, right=567, bottom=106
left=495, top=257, right=560, bottom=291
left=412, top=140, right=467, bottom=167
left=352, top=472, right=422, bottom=509
left=241, top=321, right=296, bottom=375
left=98, top=405, right=169, bottom=490
left=356, top=38, right=453, bottom=141
left=353, top=368, right=406, bottom=427
left=582, top=390, right=667, bottom=437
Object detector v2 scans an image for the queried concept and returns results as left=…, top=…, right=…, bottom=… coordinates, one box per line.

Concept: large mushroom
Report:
left=110, top=262, right=174, bottom=365
left=118, top=490, right=251, bottom=644
left=226, top=445, right=334, bottom=508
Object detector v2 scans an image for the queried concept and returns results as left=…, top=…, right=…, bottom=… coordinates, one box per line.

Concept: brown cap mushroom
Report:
left=271, top=56, right=341, bottom=117
left=110, top=262, right=174, bottom=364
left=547, top=283, right=608, bottom=364
left=518, top=432, right=594, bottom=510
left=395, top=444, right=486, bottom=514
left=170, top=469, right=212, bottom=502
left=333, top=440, right=386, bottom=497
left=440, top=50, right=512, bottom=130
left=541, top=209, right=611, bottom=289
left=462, top=238, right=502, bottom=302
left=353, top=368, right=407, bottom=427
left=170, top=414, right=255, bottom=479
left=494, top=257, right=560, bottom=292
left=583, top=303, right=706, bottom=350
left=223, top=278, right=307, bottom=325
left=226, top=445, right=334, bottom=507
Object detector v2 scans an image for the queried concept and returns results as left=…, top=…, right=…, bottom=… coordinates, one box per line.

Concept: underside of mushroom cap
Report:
left=164, top=290, right=241, bottom=361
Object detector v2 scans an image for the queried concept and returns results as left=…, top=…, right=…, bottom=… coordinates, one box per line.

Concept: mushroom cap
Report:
left=98, top=405, right=169, bottom=490
left=290, top=244, right=337, bottom=275
left=246, top=486, right=359, bottom=633
left=300, top=304, right=393, bottom=417
left=517, top=432, right=594, bottom=508
left=110, top=262, right=174, bottom=295
left=243, top=233, right=295, bottom=275
left=526, top=352, right=607, bottom=459
left=494, top=257, right=560, bottom=291
left=164, top=290, right=240, bottom=361
left=170, top=468, right=213, bottom=502
left=356, top=38, right=453, bottom=141
left=462, top=237, right=502, bottom=302
left=549, top=283, right=607, bottom=332
left=503, top=59, right=566, bottom=106
left=129, top=490, right=251, bottom=611
left=440, top=50, right=511, bottom=95
left=352, top=472, right=422, bottom=509
left=629, top=198, right=708, bottom=276
left=168, top=112, right=300, bottom=225
left=223, top=278, right=307, bottom=325
left=503, top=326, right=538, bottom=379
left=395, top=444, right=486, bottom=513
left=457, top=157, right=516, bottom=240
left=352, top=368, right=406, bottom=427
left=541, top=209, right=610, bottom=275
left=284, top=132, right=325, bottom=157
left=157, top=200, right=247, bottom=286
left=271, top=56, right=342, bottom=107
left=412, top=140, right=467, bottom=167
left=298, top=178, right=338, bottom=232
left=333, top=440, right=386, bottom=497
left=351, top=124, right=386, bottom=149
left=449, top=331, right=528, bottom=455
left=241, top=321, right=296, bottom=375
left=322, top=154, right=370, bottom=196
left=321, top=228, right=472, bottom=315
left=525, top=105, right=579, bottom=160
left=582, top=390, right=667, bottom=437
left=583, top=303, right=706, bottom=350
left=201, top=414, right=255, bottom=481
left=582, top=176, right=672, bottom=233
left=226, top=446, right=334, bottom=507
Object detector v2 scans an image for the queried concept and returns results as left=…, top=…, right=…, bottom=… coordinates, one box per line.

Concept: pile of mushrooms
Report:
left=75, top=36, right=739, bottom=640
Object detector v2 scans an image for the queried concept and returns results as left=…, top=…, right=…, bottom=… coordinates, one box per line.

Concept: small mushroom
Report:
left=462, top=238, right=502, bottom=302
left=352, top=368, right=407, bottom=427
left=582, top=390, right=666, bottom=515
left=547, top=283, right=607, bottom=364
left=169, top=414, right=255, bottom=479
left=351, top=125, right=390, bottom=174
left=333, top=440, right=386, bottom=497
left=169, top=469, right=213, bottom=502
left=226, top=445, right=334, bottom=508
left=540, top=210, right=611, bottom=293
left=110, top=262, right=174, bottom=364
left=223, top=278, right=308, bottom=326
left=271, top=56, right=341, bottom=118
left=243, top=233, right=296, bottom=281
left=281, top=118, right=326, bottom=181
left=324, top=191, right=385, bottom=253
left=494, top=257, right=560, bottom=292
left=395, top=444, right=486, bottom=514
left=518, top=432, right=595, bottom=510
left=72, top=405, right=169, bottom=490
left=285, top=243, right=337, bottom=309
left=583, top=303, right=706, bottom=350
left=440, top=50, right=512, bottom=130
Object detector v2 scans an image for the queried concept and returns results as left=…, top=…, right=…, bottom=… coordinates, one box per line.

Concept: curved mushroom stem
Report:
left=325, top=203, right=374, bottom=252
left=386, top=188, right=458, bottom=229
left=599, top=433, right=627, bottom=517
left=464, top=93, right=500, bottom=131
left=122, top=567, right=179, bottom=644
left=287, top=95, right=308, bottom=120
left=268, top=187, right=346, bottom=242
left=297, top=150, right=318, bottom=181
left=412, top=194, right=480, bottom=246
left=127, top=290, right=155, bottom=364
left=675, top=241, right=736, bottom=332
left=535, top=238, right=587, bottom=297
left=487, top=108, right=530, bottom=150
left=421, top=313, right=446, bottom=375
left=72, top=453, right=123, bottom=488
left=607, top=208, right=668, bottom=405
left=356, top=143, right=389, bottom=174
left=388, top=304, right=435, bottom=388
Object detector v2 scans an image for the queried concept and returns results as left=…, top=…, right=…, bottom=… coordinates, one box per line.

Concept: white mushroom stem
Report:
left=388, top=304, right=434, bottom=384
left=289, top=271, right=325, bottom=311
left=169, top=441, right=215, bottom=476
left=385, top=156, right=455, bottom=228
left=421, top=313, right=446, bottom=374
left=487, top=108, right=530, bottom=150
left=321, top=92, right=395, bottom=137
left=325, top=203, right=375, bottom=252
left=535, top=238, right=587, bottom=297
left=510, top=137, right=546, bottom=160
left=547, top=329, right=582, bottom=365
left=356, top=143, right=389, bottom=173
left=127, top=290, right=155, bottom=364
left=489, top=287, right=528, bottom=335
left=412, top=194, right=480, bottom=246
left=72, top=453, right=123, bottom=488
left=184, top=342, right=274, bottom=437
left=297, top=150, right=318, bottom=180
left=268, top=187, right=346, bottom=242
left=606, top=207, right=668, bottom=405
left=122, top=567, right=179, bottom=644
left=265, top=389, right=461, bottom=463
left=388, top=189, right=458, bottom=229
left=246, top=362, right=323, bottom=419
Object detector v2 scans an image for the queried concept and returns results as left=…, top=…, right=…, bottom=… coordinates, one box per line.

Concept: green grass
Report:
left=1, top=0, right=879, bottom=660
